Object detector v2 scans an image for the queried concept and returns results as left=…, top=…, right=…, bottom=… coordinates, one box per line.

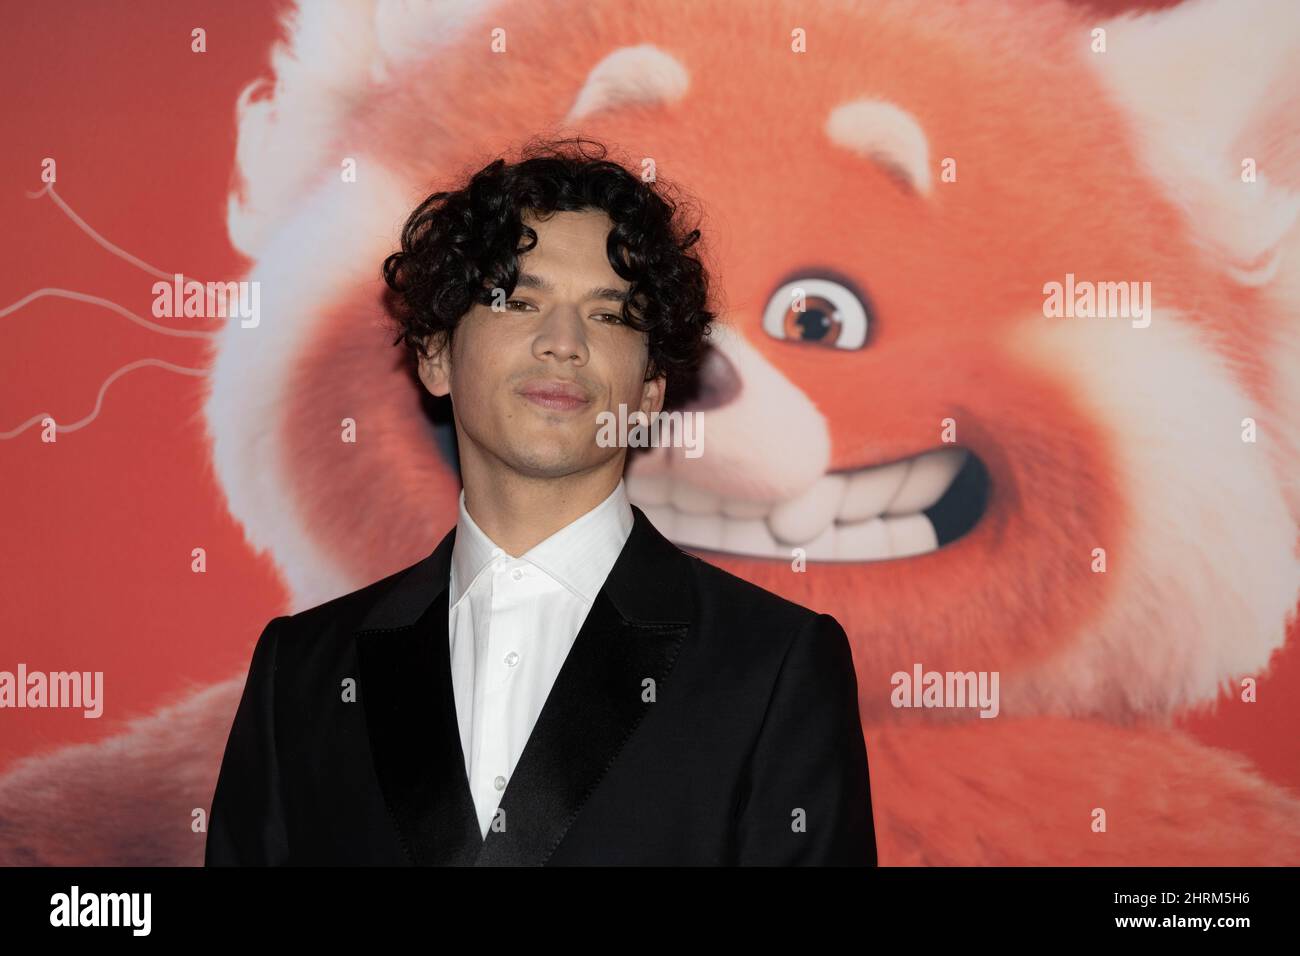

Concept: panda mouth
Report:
left=626, top=446, right=990, bottom=562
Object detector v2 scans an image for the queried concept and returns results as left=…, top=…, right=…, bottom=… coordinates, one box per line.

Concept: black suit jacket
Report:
left=205, top=503, right=876, bottom=866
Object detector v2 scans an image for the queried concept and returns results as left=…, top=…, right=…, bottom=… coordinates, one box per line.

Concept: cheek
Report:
left=606, top=333, right=649, bottom=382
left=452, top=324, right=506, bottom=390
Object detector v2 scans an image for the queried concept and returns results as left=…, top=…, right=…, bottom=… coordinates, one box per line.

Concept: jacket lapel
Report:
left=354, top=502, right=695, bottom=866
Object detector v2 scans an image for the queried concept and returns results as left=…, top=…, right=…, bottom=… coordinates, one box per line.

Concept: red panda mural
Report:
left=2, top=0, right=1298, bottom=865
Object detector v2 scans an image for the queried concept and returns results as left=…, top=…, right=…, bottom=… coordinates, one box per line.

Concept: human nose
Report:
left=531, top=304, right=589, bottom=365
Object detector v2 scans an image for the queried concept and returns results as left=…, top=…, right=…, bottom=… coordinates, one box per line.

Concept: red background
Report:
left=1, top=0, right=1295, bottom=801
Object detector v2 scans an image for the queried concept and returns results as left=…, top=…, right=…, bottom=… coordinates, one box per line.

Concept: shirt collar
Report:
left=449, top=477, right=635, bottom=609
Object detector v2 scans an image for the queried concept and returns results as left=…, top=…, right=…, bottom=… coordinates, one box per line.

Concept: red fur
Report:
left=2, top=0, right=1297, bottom=866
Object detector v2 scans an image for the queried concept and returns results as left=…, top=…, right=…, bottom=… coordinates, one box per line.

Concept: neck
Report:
left=459, top=455, right=625, bottom=557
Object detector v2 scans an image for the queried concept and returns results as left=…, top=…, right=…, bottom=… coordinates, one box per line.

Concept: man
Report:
left=205, top=137, right=876, bottom=866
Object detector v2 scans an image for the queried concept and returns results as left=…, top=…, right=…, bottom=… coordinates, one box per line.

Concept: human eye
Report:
left=594, top=311, right=625, bottom=324
left=504, top=299, right=536, bottom=312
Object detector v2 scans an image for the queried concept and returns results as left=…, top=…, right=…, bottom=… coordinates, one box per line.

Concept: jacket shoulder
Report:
left=273, top=552, right=432, bottom=640
left=677, top=551, right=855, bottom=708
left=681, top=550, right=823, bottom=633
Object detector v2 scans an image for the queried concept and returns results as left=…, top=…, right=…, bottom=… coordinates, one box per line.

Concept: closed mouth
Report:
left=518, top=381, right=591, bottom=410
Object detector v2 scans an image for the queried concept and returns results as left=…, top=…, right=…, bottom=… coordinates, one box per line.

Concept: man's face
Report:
left=418, top=207, right=666, bottom=482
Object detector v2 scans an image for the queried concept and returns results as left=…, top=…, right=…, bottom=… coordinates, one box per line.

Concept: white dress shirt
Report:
left=448, top=477, right=635, bottom=839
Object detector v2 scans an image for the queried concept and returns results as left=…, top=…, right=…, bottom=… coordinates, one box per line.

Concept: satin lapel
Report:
left=352, top=503, right=696, bottom=867
left=473, top=593, right=688, bottom=866
left=475, top=503, right=696, bottom=866
left=354, top=528, right=483, bottom=865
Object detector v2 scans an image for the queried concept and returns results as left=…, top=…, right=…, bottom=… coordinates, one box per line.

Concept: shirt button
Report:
left=493, top=775, right=507, bottom=791
left=504, top=651, right=519, bottom=667
left=511, top=568, right=523, bottom=581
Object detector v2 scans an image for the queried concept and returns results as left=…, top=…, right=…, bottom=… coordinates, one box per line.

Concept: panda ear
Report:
left=1087, top=0, right=1300, bottom=287
left=227, top=0, right=480, bottom=258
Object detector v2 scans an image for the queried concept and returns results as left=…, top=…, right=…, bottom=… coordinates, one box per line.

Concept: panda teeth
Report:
left=626, top=447, right=967, bottom=561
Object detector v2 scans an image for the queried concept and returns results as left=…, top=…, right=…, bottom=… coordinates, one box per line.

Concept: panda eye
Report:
left=762, top=277, right=871, bottom=350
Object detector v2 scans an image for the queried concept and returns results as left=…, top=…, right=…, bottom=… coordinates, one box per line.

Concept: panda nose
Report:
left=674, top=345, right=741, bottom=413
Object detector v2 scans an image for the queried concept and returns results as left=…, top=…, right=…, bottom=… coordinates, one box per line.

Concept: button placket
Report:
left=476, top=550, right=511, bottom=812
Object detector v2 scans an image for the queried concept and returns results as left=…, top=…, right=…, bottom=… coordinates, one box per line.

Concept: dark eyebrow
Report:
left=515, top=271, right=629, bottom=303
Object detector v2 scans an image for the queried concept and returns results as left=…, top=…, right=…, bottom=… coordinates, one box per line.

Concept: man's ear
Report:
left=416, top=331, right=452, bottom=398
left=639, top=370, right=667, bottom=419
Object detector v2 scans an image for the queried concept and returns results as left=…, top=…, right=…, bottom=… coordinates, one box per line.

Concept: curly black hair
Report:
left=381, top=135, right=717, bottom=403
